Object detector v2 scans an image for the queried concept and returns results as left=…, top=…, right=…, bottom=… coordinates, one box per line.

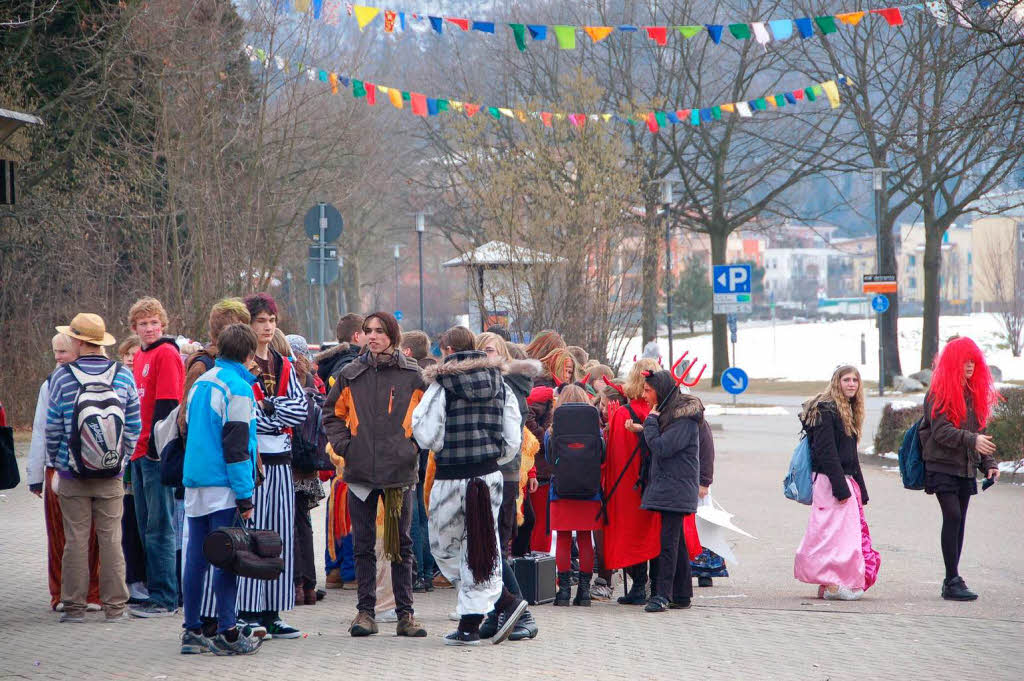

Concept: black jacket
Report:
left=640, top=397, right=702, bottom=514
left=315, top=342, right=361, bottom=387
left=502, top=359, right=542, bottom=481
left=919, top=393, right=997, bottom=478
left=802, top=402, right=868, bottom=503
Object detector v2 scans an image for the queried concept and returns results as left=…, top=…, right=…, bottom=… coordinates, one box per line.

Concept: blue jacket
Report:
left=183, top=358, right=258, bottom=503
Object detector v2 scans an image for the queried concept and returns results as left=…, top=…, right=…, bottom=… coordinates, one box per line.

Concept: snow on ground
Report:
left=619, top=314, right=1024, bottom=382
left=704, top=404, right=790, bottom=417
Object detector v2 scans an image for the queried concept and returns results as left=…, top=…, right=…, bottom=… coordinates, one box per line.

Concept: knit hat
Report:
left=286, top=334, right=312, bottom=361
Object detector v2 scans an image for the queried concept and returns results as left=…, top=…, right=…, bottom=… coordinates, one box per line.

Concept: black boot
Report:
left=554, top=572, right=573, bottom=606
left=942, top=576, right=978, bottom=601
left=617, top=571, right=647, bottom=605
left=698, top=576, right=713, bottom=588
left=573, top=572, right=592, bottom=607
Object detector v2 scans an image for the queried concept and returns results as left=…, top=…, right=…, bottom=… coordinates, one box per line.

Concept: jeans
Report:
left=183, top=507, right=238, bottom=633
left=655, top=511, right=693, bottom=602
left=348, top=487, right=415, bottom=617
left=411, top=481, right=435, bottom=580
left=132, top=457, right=178, bottom=609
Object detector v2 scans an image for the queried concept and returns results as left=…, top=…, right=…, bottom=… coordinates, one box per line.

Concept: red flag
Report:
left=446, top=17, right=469, bottom=31
left=645, top=26, right=668, bottom=45
left=464, top=103, right=480, bottom=117
left=541, top=112, right=553, bottom=127
left=383, top=9, right=397, bottom=33
left=870, top=7, right=903, bottom=26
left=410, top=92, right=427, bottom=116
left=793, top=89, right=804, bottom=100
left=365, top=82, right=376, bottom=105
left=646, top=112, right=659, bottom=133
left=570, top=114, right=585, bottom=128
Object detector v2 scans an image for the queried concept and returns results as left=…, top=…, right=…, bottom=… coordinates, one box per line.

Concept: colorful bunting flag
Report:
left=510, top=23, right=527, bottom=51
left=645, top=26, right=669, bottom=45
left=814, top=16, right=838, bottom=34
left=446, top=17, right=469, bottom=31
left=584, top=26, right=614, bottom=42
left=389, top=87, right=403, bottom=108
left=472, top=21, right=495, bottom=33
left=729, top=23, right=752, bottom=40
left=752, top=22, right=772, bottom=45
left=768, top=19, right=793, bottom=39
left=383, top=9, right=396, bottom=32
left=646, top=112, right=659, bottom=133
left=706, top=24, right=724, bottom=44
left=553, top=25, right=576, bottom=49
left=410, top=92, right=427, bottom=116
left=795, top=17, right=815, bottom=38
left=527, top=24, right=547, bottom=40
left=871, top=7, right=904, bottom=25
left=429, top=16, right=443, bottom=33
left=353, top=5, right=379, bottom=30
left=465, top=103, right=480, bottom=117
left=736, top=101, right=753, bottom=117
left=836, top=11, right=866, bottom=25
left=676, top=25, right=703, bottom=38
left=821, top=80, right=841, bottom=108
left=365, top=82, right=376, bottom=105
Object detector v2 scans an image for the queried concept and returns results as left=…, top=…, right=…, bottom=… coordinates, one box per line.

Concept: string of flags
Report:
left=245, top=44, right=845, bottom=133
left=275, top=2, right=971, bottom=50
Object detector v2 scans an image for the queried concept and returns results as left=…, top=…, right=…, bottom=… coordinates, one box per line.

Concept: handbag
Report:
left=0, top=402, right=18, bottom=491
left=203, top=513, right=284, bottom=580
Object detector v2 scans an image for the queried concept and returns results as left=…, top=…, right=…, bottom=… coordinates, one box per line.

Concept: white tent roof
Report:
left=443, top=240, right=563, bottom=268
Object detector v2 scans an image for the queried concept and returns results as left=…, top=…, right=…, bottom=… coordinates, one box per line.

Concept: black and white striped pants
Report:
left=236, top=463, right=295, bottom=613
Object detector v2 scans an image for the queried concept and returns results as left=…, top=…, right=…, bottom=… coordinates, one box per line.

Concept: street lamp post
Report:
left=660, top=179, right=675, bottom=367
left=393, top=244, right=401, bottom=312
left=871, top=167, right=889, bottom=396
left=416, top=213, right=426, bottom=330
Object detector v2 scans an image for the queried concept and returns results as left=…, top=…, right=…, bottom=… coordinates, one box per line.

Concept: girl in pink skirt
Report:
left=794, top=365, right=880, bottom=600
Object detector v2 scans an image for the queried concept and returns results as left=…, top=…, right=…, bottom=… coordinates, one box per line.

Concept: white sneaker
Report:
left=55, top=602, right=65, bottom=612
left=448, top=611, right=460, bottom=622
left=378, top=609, right=398, bottom=623
left=86, top=603, right=102, bottom=612
left=823, top=585, right=863, bottom=601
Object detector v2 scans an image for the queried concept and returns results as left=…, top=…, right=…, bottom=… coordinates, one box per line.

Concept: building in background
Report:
left=897, top=223, right=973, bottom=313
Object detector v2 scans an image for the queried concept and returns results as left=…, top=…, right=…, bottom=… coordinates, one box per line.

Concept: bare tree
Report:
left=978, top=228, right=1024, bottom=357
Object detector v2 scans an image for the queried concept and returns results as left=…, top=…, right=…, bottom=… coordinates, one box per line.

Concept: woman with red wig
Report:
left=919, top=337, right=1000, bottom=601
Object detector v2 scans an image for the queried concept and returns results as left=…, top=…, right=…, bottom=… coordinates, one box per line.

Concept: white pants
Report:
left=428, top=471, right=503, bottom=616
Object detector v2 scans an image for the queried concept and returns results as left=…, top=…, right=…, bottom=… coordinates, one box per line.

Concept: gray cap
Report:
left=285, top=334, right=312, bottom=361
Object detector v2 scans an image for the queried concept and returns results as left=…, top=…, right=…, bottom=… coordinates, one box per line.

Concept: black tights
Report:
left=936, top=492, right=970, bottom=581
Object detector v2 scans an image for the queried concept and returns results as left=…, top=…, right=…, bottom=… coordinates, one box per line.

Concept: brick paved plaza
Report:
left=2, top=397, right=1021, bottom=680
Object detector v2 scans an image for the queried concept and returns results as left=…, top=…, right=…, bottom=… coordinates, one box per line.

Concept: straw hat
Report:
left=56, top=313, right=116, bottom=346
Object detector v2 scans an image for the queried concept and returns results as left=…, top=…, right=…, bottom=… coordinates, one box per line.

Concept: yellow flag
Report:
left=554, top=113, right=566, bottom=121
left=821, top=80, right=841, bottom=108
left=499, top=108, right=514, bottom=118
left=353, top=6, right=380, bottom=31
left=516, top=110, right=527, bottom=122
left=721, top=103, right=736, bottom=113
left=388, top=88, right=403, bottom=109
left=601, top=113, right=612, bottom=122
left=452, top=101, right=464, bottom=112
left=293, top=0, right=311, bottom=11
left=836, top=11, right=865, bottom=25
left=583, top=26, right=614, bottom=42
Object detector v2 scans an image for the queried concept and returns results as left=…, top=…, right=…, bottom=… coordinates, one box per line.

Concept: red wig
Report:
left=928, top=336, right=999, bottom=428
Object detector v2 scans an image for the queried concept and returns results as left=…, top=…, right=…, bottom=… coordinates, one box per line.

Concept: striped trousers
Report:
left=236, top=463, right=295, bottom=613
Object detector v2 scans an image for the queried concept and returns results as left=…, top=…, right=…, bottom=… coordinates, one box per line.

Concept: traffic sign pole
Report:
left=319, top=203, right=326, bottom=345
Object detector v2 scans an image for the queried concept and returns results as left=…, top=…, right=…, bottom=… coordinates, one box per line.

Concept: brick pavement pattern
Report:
left=2, top=407, right=1022, bottom=681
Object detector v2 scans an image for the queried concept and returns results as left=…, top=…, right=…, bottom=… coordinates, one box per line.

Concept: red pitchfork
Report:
left=671, top=351, right=706, bottom=387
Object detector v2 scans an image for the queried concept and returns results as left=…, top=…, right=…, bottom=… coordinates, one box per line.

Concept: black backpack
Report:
left=550, top=403, right=604, bottom=499
left=291, top=387, right=332, bottom=474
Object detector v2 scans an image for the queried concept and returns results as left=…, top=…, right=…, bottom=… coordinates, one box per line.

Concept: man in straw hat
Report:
left=45, top=313, right=141, bottom=623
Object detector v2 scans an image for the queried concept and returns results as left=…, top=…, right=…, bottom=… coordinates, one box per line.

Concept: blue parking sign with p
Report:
left=713, top=265, right=752, bottom=294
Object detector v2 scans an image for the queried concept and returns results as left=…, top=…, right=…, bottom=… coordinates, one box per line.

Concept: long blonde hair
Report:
left=475, top=332, right=510, bottom=360
left=802, top=365, right=865, bottom=438
left=623, top=359, right=661, bottom=401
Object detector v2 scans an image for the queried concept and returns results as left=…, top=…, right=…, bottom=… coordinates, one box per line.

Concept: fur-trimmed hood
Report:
left=668, top=393, right=705, bottom=421
left=503, top=358, right=542, bottom=379
left=424, top=350, right=505, bottom=402
left=315, top=342, right=356, bottom=365
left=423, top=351, right=506, bottom=384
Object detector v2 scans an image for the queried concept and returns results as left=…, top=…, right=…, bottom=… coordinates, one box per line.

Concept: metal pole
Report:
left=664, top=204, right=673, bottom=367
left=873, top=170, right=884, bottom=397
left=416, top=214, right=425, bottom=330
left=318, top=203, right=326, bottom=345
left=394, top=245, right=400, bottom=312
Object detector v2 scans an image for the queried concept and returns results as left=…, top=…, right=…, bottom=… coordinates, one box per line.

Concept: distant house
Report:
left=0, top=107, right=45, bottom=206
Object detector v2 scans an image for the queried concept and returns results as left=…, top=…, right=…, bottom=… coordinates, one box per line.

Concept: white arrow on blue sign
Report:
left=871, top=294, right=889, bottom=314
left=713, top=265, right=752, bottom=293
left=722, top=367, right=748, bottom=395
left=394, top=310, right=403, bottom=321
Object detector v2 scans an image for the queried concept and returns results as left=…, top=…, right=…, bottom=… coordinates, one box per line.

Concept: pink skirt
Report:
left=794, top=474, right=880, bottom=591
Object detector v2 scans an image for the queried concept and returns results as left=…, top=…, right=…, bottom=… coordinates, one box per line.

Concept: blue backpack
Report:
left=783, top=437, right=814, bottom=505
left=898, top=418, right=926, bottom=490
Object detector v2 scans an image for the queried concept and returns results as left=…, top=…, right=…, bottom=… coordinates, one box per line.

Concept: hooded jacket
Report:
left=640, top=383, right=702, bottom=515
left=412, top=351, right=521, bottom=480
left=323, top=349, right=425, bottom=489
left=316, top=342, right=361, bottom=388
left=919, top=392, right=997, bottom=478
left=501, top=358, right=543, bottom=481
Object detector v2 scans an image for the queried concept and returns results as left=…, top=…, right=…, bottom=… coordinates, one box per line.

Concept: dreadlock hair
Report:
left=801, top=365, right=865, bottom=438
left=541, top=348, right=580, bottom=385
left=929, top=336, right=998, bottom=428
left=465, top=478, right=499, bottom=584
left=525, top=329, right=565, bottom=360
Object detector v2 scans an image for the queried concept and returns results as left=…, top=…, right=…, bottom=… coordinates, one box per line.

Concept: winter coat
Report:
left=183, top=358, right=259, bottom=510
left=316, top=342, right=361, bottom=388
left=640, top=397, right=702, bottom=514
left=527, top=376, right=557, bottom=481
left=323, top=349, right=425, bottom=489
left=501, top=359, right=543, bottom=481
left=801, top=401, right=868, bottom=503
left=252, top=348, right=308, bottom=461
left=697, top=418, right=715, bottom=488
left=919, top=392, right=997, bottom=478
left=412, top=351, right=521, bottom=480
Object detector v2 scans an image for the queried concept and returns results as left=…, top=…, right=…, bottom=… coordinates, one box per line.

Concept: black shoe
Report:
left=618, top=578, right=648, bottom=605
left=573, top=572, right=592, bottom=607
left=669, top=598, right=692, bottom=609
left=697, top=576, right=713, bottom=588
left=444, top=630, right=481, bottom=646
left=554, top=572, right=573, bottom=606
left=508, top=610, right=538, bottom=641
left=413, top=577, right=427, bottom=593
left=942, top=576, right=978, bottom=601
left=492, top=597, right=527, bottom=645
left=316, top=588, right=326, bottom=601
left=644, top=595, right=669, bottom=613
left=479, top=610, right=499, bottom=639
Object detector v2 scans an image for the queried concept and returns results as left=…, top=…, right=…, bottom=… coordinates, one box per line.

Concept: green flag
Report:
left=814, top=16, right=838, bottom=34
left=510, top=23, right=527, bottom=51
left=352, top=79, right=366, bottom=98
left=754, top=97, right=768, bottom=111
left=728, top=24, right=752, bottom=40
left=775, top=94, right=786, bottom=107
left=711, top=106, right=722, bottom=120
left=553, top=25, right=576, bottom=49
left=676, top=25, right=702, bottom=38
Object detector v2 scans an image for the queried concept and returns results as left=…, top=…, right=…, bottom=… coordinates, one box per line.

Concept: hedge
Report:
left=873, top=387, right=1024, bottom=463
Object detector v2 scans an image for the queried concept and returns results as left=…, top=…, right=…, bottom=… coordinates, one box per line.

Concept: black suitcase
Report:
left=512, top=552, right=556, bottom=605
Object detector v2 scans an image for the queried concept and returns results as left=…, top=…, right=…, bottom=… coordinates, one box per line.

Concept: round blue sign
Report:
left=394, top=310, right=403, bottom=321
left=721, top=367, right=748, bottom=395
left=871, top=294, right=889, bottom=314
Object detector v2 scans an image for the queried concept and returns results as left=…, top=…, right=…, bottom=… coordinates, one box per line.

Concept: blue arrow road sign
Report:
left=871, top=294, right=889, bottom=314
left=713, top=264, right=752, bottom=294
left=394, top=310, right=404, bottom=321
left=722, top=367, right=748, bottom=395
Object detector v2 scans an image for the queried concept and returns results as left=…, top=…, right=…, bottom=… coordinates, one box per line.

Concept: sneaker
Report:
left=129, top=602, right=178, bottom=618
left=644, top=595, right=669, bottom=613
left=492, top=597, right=528, bottom=645
left=86, top=603, right=102, bottom=612
left=396, top=613, right=427, bottom=637
left=508, top=610, right=538, bottom=641
left=104, top=612, right=132, bottom=624
left=942, top=576, right=979, bottom=601
left=591, top=580, right=613, bottom=601
left=448, top=611, right=460, bottom=622
left=823, top=585, right=863, bottom=601
left=55, top=602, right=65, bottom=612
left=478, top=610, right=499, bottom=640
left=349, top=611, right=378, bottom=637
left=378, top=608, right=398, bottom=623
left=210, top=630, right=262, bottom=656
left=433, top=574, right=454, bottom=589
left=180, top=629, right=213, bottom=654
left=669, top=598, right=692, bottom=609
left=59, top=612, right=86, bottom=623
left=236, top=618, right=267, bottom=639
left=443, top=630, right=481, bottom=646
left=264, top=619, right=301, bottom=639
left=413, top=577, right=426, bottom=593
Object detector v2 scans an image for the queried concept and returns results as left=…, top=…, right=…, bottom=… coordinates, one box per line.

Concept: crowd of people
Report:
left=23, top=292, right=1002, bottom=656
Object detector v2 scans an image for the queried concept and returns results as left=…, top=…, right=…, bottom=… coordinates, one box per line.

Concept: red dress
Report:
left=600, top=399, right=661, bottom=570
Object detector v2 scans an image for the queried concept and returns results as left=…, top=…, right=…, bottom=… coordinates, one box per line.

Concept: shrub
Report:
left=989, top=387, right=1024, bottom=464
left=873, top=402, right=924, bottom=456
